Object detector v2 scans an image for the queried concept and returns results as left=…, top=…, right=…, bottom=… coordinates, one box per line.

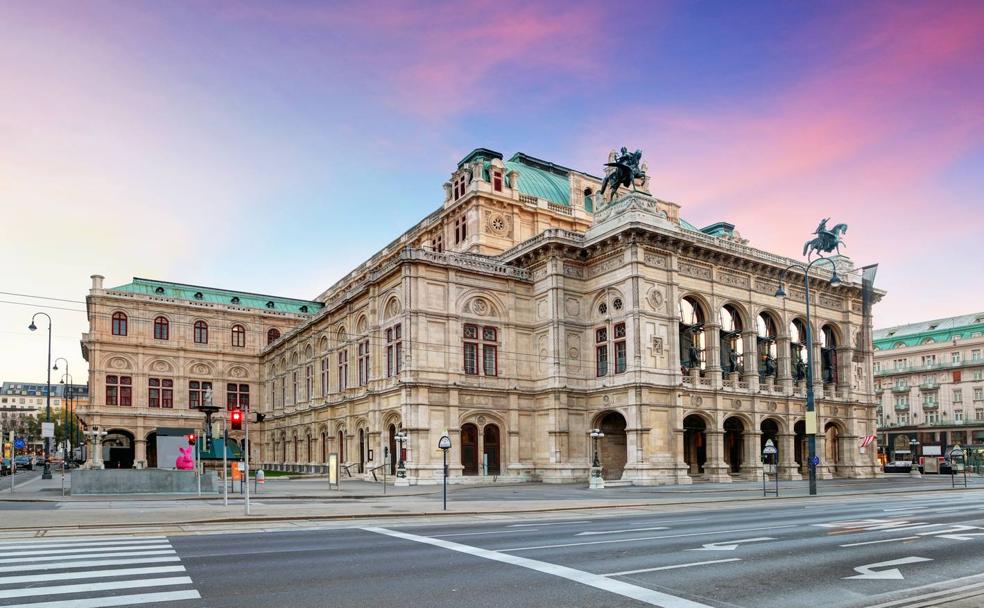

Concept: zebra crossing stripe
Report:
left=2, top=544, right=172, bottom=558
left=0, top=555, right=181, bottom=574
left=0, top=549, right=175, bottom=565
left=0, top=575, right=192, bottom=599
left=0, top=539, right=169, bottom=552
left=0, top=565, right=186, bottom=585
left=0, top=589, right=202, bottom=608
left=0, top=536, right=166, bottom=548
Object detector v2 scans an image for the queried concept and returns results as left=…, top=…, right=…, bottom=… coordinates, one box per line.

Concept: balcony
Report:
left=891, top=385, right=911, bottom=393
left=922, top=401, right=939, bottom=410
left=894, top=403, right=910, bottom=411
left=919, top=381, right=940, bottom=391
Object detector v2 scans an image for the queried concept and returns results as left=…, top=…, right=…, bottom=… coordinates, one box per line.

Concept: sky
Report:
left=1, top=0, right=982, bottom=384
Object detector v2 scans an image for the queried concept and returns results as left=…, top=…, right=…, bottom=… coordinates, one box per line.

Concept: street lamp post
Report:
left=909, top=437, right=921, bottom=478
left=53, top=358, right=70, bottom=462
left=776, top=255, right=841, bottom=497
left=28, top=313, right=54, bottom=479
left=394, top=430, right=409, bottom=487
left=589, top=428, right=605, bottom=489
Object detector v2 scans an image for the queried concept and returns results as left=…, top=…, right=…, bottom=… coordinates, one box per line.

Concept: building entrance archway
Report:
left=461, top=423, right=478, bottom=475
left=760, top=419, right=780, bottom=459
left=683, top=414, right=707, bottom=475
left=145, top=432, right=157, bottom=468
left=598, top=411, right=627, bottom=480
left=794, top=420, right=807, bottom=473
left=483, top=424, right=501, bottom=475
left=825, top=422, right=842, bottom=472
left=103, top=429, right=135, bottom=469
left=723, top=417, right=744, bottom=474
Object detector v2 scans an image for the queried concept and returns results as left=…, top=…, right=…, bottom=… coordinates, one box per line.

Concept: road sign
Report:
left=41, top=422, right=54, bottom=438
left=810, top=455, right=821, bottom=466
left=762, top=439, right=777, bottom=455
left=13, top=438, right=25, bottom=450
left=438, top=435, right=451, bottom=450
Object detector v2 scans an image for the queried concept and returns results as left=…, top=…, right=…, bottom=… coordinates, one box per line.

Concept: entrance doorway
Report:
left=103, top=429, right=135, bottom=469
left=598, top=411, right=627, bottom=480
left=760, top=419, right=780, bottom=459
left=358, top=429, right=366, bottom=473
left=483, top=424, right=501, bottom=475
left=146, top=432, right=157, bottom=468
left=683, top=414, right=707, bottom=475
left=794, top=420, right=807, bottom=473
left=461, top=423, right=478, bottom=475
left=389, top=424, right=397, bottom=475
left=723, top=417, right=744, bottom=474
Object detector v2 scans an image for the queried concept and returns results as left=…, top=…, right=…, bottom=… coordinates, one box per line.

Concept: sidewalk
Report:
left=0, top=472, right=981, bottom=532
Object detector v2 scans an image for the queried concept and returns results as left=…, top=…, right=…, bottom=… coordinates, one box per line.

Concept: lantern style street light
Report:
left=28, top=313, right=54, bottom=479
left=394, top=430, right=408, bottom=478
left=589, top=428, right=605, bottom=489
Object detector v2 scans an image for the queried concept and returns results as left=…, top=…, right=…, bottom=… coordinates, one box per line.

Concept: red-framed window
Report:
left=227, top=383, right=249, bottom=410
left=267, top=328, right=281, bottom=345
left=106, top=375, right=132, bottom=406
left=231, top=324, right=246, bottom=348
left=189, top=380, right=212, bottom=408
left=454, top=215, right=467, bottom=244
left=193, top=320, right=208, bottom=344
left=153, top=316, right=169, bottom=340
left=386, top=324, right=402, bottom=377
left=149, top=378, right=173, bottom=408
left=493, top=170, right=503, bottom=192
left=614, top=322, right=627, bottom=374
left=463, top=324, right=498, bottom=376
left=111, top=312, right=127, bottom=336
left=358, top=340, right=370, bottom=386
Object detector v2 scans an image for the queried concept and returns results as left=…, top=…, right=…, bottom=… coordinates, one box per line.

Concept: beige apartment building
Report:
left=873, top=313, right=984, bottom=459
left=81, top=148, right=883, bottom=484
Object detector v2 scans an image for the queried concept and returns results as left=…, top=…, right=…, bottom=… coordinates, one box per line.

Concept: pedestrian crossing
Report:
left=0, top=535, right=200, bottom=607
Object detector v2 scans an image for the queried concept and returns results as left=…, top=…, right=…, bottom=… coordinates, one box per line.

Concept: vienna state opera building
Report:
left=80, top=148, right=884, bottom=484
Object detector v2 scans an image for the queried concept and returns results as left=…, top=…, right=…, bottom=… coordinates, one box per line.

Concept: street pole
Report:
left=438, top=434, right=451, bottom=511
left=244, top=409, right=251, bottom=516
left=196, top=429, right=202, bottom=497
left=223, top=418, right=228, bottom=507
left=29, top=313, right=53, bottom=480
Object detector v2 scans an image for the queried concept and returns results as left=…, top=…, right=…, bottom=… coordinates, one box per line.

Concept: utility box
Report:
left=923, top=458, right=939, bottom=474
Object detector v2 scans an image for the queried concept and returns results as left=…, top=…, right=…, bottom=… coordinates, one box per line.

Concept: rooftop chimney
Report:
left=90, top=274, right=104, bottom=290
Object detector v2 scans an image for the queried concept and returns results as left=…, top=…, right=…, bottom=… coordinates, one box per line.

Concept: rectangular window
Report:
left=321, top=357, right=329, bottom=396
left=434, top=232, right=444, bottom=253
left=952, top=352, right=961, bottom=364
left=463, top=324, right=496, bottom=376
left=976, top=370, right=983, bottom=381
left=614, top=322, right=627, bottom=374
left=954, top=389, right=963, bottom=403
left=596, top=327, right=608, bottom=377
left=493, top=170, right=503, bottom=192
left=338, top=350, right=348, bottom=391
left=955, top=410, right=964, bottom=422
left=976, top=408, right=983, bottom=421
left=227, top=383, right=249, bottom=410
left=973, top=350, right=982, bottom=361
left=292, top=371, right=298, bottom=404
left=975, top=388, right=983, bottom=401
left=873, top=362, right=880, bottom=372
left=189, top=380, right=212, bottom=409
left=358, top=340, right=370, bottom=386
left=954, top=371, right=962, bottom=383
left=106, top=375, right=132, bottom=406
left=280, top=376, right=285, bottom=407
left=148, top=378, right=173, bottom=408
left=386, top=325, right=402, bottom=377
left=306, top=365, right=313, bottom=401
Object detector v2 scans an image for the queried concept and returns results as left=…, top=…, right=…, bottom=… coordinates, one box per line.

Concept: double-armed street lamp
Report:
left=28, top=312, right=54, bottom=479
left=775, top=252, right=841, bottom=497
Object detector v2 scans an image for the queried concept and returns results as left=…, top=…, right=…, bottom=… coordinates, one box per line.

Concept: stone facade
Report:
left=873, top=313, right=984, bottom=458
left=81, top=148, right=883, bottom=484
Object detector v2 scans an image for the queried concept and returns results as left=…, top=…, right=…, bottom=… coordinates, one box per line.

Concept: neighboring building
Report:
left=81, top=148, right=883, bottom=483
left=873, top=313, right=984, bottom=459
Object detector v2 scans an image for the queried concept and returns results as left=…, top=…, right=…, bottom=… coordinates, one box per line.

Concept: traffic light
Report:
left=231, top=409, right=243, bottom=431
left=255, top=413, right=266, bottom=423
left=187, top=433, right=197, bottom=446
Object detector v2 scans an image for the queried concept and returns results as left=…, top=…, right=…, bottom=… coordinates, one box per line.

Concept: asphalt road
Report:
left=3, top=489, right=984, bottom=607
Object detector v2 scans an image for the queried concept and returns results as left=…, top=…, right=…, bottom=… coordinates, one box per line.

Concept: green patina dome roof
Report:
left=108, top=278, right=322, bottom=315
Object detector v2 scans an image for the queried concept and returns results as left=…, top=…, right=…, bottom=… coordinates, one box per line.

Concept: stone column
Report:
left=706, top=323, right=722, bottom=388
left=813, top=339, right=825, bottom=399
left=92, top=432, right=106, bottom=469
left=815, top=431, right=834, bottom=480
left=134, top=439, right=147, bottom=470
left=743, top=330, right=759, bottom=391
left=743, top=429, right=763, bottom=480
left=778, top=432, right=802, bottom=480
left=777, top=337, right=793, bottom=394
left=704, top=430, right=731, bottom=482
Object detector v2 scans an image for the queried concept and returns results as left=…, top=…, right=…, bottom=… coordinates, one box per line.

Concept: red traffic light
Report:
left=231, top=409, right=243, bottom=431
left=187, top=433, right=197, bottom=446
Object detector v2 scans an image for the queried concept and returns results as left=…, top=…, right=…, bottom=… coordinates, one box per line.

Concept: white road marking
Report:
left=0, top=549, right=176, bottom=565
left=0, top=539, right=167, bottom=552
left=840, top=536, right=920, bottom=547
left=0, top=555, right=181, bottom=574
left=2, top=544, right=172, bottom=558
left=4, top=589, right=202, bottom=608
left=0, top=575, right=192, bottom=599
left=500, top=524, right=797, bottom=552
left=0, top=565, right=186, bottom=585
left=432, top=530, right=538, bottom=538
left=690, top=537, right=775, bottom=551
left=916, top=525, right=984, bottom=540
left=577, top=527, right=669, bottom=537
left=604, top=559, right=741, bottom=577
left=863, top=575, right=984, bottom=608
left=843, top=556, right=932, bottom=581
left=364, top=526, right=715, bottom=608
left=0, top=536, right=166, bottom=548
left=508, top=521, right=590, bottom=528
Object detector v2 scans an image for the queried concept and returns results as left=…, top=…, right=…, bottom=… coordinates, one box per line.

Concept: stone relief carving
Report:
left=484, top=210, right=511, bottom=237
left=152, top=360, right=170, bottom=372
left=110, top=357, right=129, bottom=370
left=563, top=263, right=584, bottom=279
left=717, top=270, right=750, bottom=289
left=588, top=255, right=622, bottom=278
left=646, top=287, right=664, bottom=312
left=819, top=294, right=844, bottom=309
left=679, top=259, right=712, bottom=280
left=565, top=298, right=580, bottom=318
left=194, top=364, right=210, bottom=375
left=471, top=298, right=490, bottom=316
left=651, top=336, right=664, bottom=355
left=642, top=249, right=668, bottom=268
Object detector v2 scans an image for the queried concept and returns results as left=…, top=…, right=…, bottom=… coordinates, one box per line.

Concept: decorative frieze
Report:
left=679, top=259, right=712, bottom=280
left=563, top=263, right=584, bottom=279
left=717, top=269, right=750, bottom=289
left=587, top=254, right=623, bottom=278
left=642, top=248, right=669, bottom=268
left=818, top=294, right=844, bottom=309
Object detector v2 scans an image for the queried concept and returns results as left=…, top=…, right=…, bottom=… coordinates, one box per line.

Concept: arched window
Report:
left=153, top=316, right=169, bottom=341
left=111, top=312, right=127, bottom=336
left=231, top=324, right=246, bottom=348
left=679, top=297, right=706, bottom=372
left=194, top=320, right=208, bottom=344
left=756, top=313, right=778, bottom=379
left=821, top=325, right=838, bottom=385
left=790, top=319, right=808, bottom=381
left=267, top=328, right=281, bottom=345
left=720, top=305, right=744, bottom=374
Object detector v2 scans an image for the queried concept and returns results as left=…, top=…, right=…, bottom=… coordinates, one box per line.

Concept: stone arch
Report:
left=679, top=294, right=709, bottom=373
left=718, top=300, right=751, bottom=329
left=289, top=351, right=299, bottom=366
left=824, top=420, right=845, bottom=470
left=760, top=417, right=783, bottom=463
left=319, top=334, right=329, bottom=353
left=722, top=415, right=747, bottom=474
left=682, top=412, right=709, bottom=475
left=590, top=287, right=627, bottom=319
left=335, top=325, right=347, bottom=344
left=186, top=360, right=214, bottom=377
left=356, top=314, right=369, bottom=335
left=382, top=295, right=402, bottom=321
left=719, top=302, right=747, bottom=374
left=457, top=289, right=505, bottom=319
left=460, top=411, right=506, bottom=477
left=102, top=428, right=135, bottom=469
left=104, top=354, right=135, bottom=372
left=304, top=344, right=314, bottom=359
left=593, top=410, right=627, bottom=480
left=146, top=359, right=174, bottom=374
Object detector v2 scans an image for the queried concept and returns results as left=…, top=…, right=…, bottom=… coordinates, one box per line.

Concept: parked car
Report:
left=883, top=460, right=912, bottom=473
left=13, top=455, right=34, bottom=470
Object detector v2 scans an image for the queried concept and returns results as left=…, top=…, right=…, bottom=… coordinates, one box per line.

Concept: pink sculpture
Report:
left=175, top=446, right=195, bottom=470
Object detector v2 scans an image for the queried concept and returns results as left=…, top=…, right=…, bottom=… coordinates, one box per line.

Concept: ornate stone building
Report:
left=873, top=313, right=984, bottom=459
left=81, top=148, right=883, bottom=483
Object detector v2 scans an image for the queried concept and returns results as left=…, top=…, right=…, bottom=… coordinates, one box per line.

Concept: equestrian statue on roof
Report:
left=600, top=147, right=646, bottom=200
left=803, top=217, right=848, bottom=258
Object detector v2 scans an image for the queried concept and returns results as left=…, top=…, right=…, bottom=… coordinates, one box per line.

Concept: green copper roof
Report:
left=873, top=312, right=984, bottom=349
left=506, top=153, right=571, bottom=206
left=108, top=278, right=322, bottom=315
